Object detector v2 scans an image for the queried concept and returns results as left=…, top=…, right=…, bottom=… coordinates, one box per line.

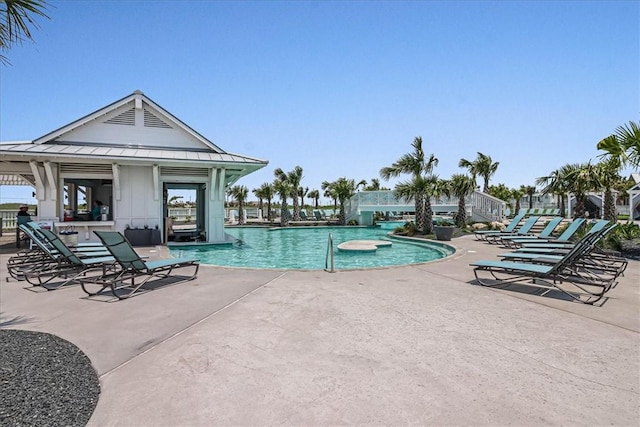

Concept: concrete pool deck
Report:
left=1, top=234, right=639, bottom=425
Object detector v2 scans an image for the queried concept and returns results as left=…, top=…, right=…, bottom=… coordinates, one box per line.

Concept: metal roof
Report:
left=0, top=142, right=266, bottom=166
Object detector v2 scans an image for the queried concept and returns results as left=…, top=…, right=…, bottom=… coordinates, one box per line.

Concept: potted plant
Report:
left=433, top=218, right=455, bottom=241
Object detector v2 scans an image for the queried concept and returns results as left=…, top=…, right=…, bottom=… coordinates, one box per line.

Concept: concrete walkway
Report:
left=1, top=235, right=638, bottom=425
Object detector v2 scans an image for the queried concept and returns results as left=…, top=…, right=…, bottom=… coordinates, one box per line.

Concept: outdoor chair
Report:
left=7, top=224, right=111, bottom=283
left=496, top=223, right=627, bottom=278
left=483, top=216, right=541, bottom=245
left=513, top=218, right=601, bottom=251
left=499, top=216, right=564, bottom=248
left=21, top=228, right=117, bottom=290
left=508, top=218, right=586, bottom=250
left=474, top=212, right=526, bottom=241
left=89, top=231, right=199, bottom=299
left=470, top=228, right=621, bottom=305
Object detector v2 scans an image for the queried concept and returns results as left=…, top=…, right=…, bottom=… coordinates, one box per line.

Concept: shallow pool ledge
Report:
left=386, top=233, right=456, bottom=257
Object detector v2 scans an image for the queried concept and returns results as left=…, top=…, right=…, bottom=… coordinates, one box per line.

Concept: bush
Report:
left=394, top=221, right=418, bottom=236
left=347, top=219, right=358, bottom=226
left=604, top=222, right=640, bottom=251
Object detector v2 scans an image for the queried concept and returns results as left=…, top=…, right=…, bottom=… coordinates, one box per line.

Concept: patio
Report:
left=1, top=233, right=638, bottom=425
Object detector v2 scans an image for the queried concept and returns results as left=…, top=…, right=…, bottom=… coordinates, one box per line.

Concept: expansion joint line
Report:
left=99, top=271, right=289, bottom=379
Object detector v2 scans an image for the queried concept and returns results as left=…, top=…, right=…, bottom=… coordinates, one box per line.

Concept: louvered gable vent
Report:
left=144, top=108, right=172, bottom=129
left=60, top=164, right=113, bottom=174
left=161, top=166, right=209, bottom=177
left=104, top=108, right=135, bottom=126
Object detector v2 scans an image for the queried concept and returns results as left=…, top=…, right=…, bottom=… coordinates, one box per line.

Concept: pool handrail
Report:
left=325, top=233, right=335, bottom=273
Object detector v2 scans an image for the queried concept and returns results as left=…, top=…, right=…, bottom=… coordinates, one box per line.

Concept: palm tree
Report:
left=536, top=166, right=571, bottom=217
left=524, top=185, right=537, bottom=209
left=563, top=163, right=598, bottom=218
left=254, top=182, right=274, bottom=221
left=510, top=187, right=526, bottom=216
left=308, top=189, right=320, bottom=209
left=487, top=183, right=512, bottom=208
left=168, top=195, right=183, bottom=206
left=449, top=174, right=476, bottom=227
left=321, top=180, right=338, bottom=210
left=274, top=166, right=304, bottom=221
left=380, top=136, right=438, bottom=234
left=331, top=177, right=365, bottom=225
left=597, top=120, right=640, bottom=169
left=0, top=0, right=50, bottom=65
left=593, top=158, right=622, bottom=221
left=298, top=186, right=309, bottom=210
left=273, top=178, right=292, bottom=226
left=252, top=187, right=264, bottom=213
left=459, top=152, right=499, bottom=193
left=228, top=185, right=248, bottom=225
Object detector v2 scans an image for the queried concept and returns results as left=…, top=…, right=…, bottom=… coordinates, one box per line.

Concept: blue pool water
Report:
left=169, top=226, right=454, bottom=270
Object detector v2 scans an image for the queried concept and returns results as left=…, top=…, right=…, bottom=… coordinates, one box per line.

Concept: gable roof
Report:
left=0, top=91, right=268, bottom=175
left=32, top=90, right=225, bottom=152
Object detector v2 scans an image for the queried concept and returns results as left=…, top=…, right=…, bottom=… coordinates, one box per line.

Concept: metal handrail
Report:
left=324, top=232, right=335, bottom=273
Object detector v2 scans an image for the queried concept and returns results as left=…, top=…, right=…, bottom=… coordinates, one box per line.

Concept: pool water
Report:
left=169, top=226, right=454, bottom=270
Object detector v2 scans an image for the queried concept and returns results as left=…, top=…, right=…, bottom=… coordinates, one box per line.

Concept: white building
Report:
left=0, top=91, right=268, bottom=243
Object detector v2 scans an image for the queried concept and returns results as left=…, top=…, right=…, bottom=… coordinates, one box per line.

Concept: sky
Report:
left=1, top=0, right=638, bottom=204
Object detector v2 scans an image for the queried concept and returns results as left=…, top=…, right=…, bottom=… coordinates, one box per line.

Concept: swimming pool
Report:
left=169, top=226, right=454, bottom=270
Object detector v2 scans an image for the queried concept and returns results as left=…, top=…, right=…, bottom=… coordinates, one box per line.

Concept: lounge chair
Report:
left=299, top=210, right=312, bottom=221
left=499, top=216, right=564, bottom=248
left=7, top=224, right=111, bottom=283
left=90, top=231, right=199, bottom=299
left=508, top=218, right=586, bottom=250
left=514, top=218, right=601, bottom=251
left=496, top=223, right=627, bottom=278
left=24, top=221, right=104, bottom=248
left=483, top=216, right=541, bottom=245
left=474, top=212, right=526, bottom=241
left=314, top=210, right=327, bottom=221
left=20, top=228, right=116, bottom=290
left=470, top=229, right=621, bottom=304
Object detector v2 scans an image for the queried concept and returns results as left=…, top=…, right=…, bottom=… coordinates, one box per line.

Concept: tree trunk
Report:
left=573, top=196, right=586, bottom=219
left=603, top=188, right=616, bottom=221
left=456, top=197, right=466, bottom=228
left=424, top=197, right=434, bottom=235
left=292, top=194, right=300, bottom=221
left=339, top=202, right=346, bottom=225
left=414, top=194, right=425, bottom=234
left=515, top=199, right=521, bottom=216
left=238, top=202, right=245, bottom=225
left=280, top=198, right=288, bottom=227
left=267, top=199, right=272, bottom=222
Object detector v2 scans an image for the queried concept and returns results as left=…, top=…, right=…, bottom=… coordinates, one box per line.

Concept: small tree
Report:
left=228, top=185, right=248, bottom=225
left=273, top=177, right=292, bottom=226
left=308, top=189, right=320, bottom=209
left=449, top=174, right=476, bottom=228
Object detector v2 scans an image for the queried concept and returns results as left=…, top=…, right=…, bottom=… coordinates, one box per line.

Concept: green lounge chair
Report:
left=484, top=216, right=541, bottom=245
left=470, top=229, right=619, bottom=305
left=21, top=228, right=116, bottom=290
left=500, top=216, right=564, bottom=248
left=7, top=224, right=112, bottom=282
left=91, top=231, right=199, bottom=299
left=474, top=212, right=526, bottom=241
left=497, top=223, right=627, bottom=278
left=512, top=218, right=585, bottom=251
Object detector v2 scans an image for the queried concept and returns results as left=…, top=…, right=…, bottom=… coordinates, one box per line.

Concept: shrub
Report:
left=604, top=222, right=640, bottom=251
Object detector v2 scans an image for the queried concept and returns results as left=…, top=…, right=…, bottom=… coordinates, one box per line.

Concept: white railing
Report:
left=347, top=190, right=507, bottom=222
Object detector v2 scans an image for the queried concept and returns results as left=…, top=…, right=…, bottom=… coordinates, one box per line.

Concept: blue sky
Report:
left=1, top=0, right=638, bottom=204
